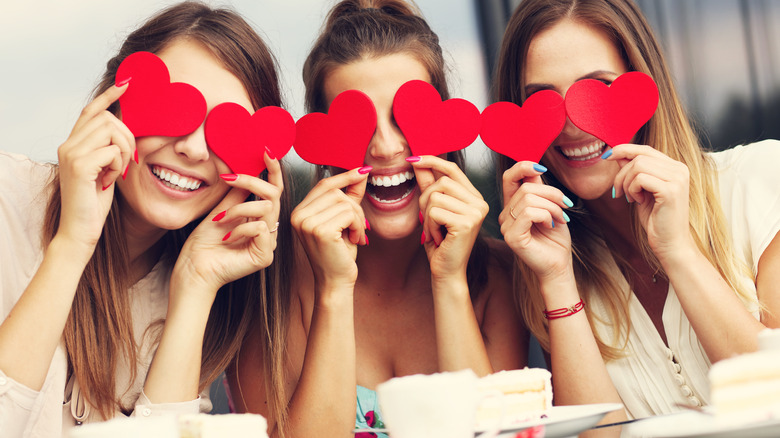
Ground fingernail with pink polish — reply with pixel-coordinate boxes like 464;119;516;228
116;76;132;87
222;232;231;242
122;164;129;180
418;211;424;224
421;230;426;245
365;219;370;231
102;183;112;191
264;146;276;160
212;211;227;222
220;174;239;182
406;156;421;163
134;149;139;164
364;235;369;245
358;166;373;175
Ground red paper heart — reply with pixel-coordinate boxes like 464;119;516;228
204;103;295;176
294;90;377;170
480;90;566;163
116;51;207;138
564;71;659;146
393;80;480;156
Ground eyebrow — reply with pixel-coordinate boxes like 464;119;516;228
524;70;621;95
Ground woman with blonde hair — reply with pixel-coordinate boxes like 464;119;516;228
494;0;780;425
0;2;289;436
230;1;527;436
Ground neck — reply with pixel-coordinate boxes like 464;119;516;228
118;199;168;284
584;192;638;254
355;228;429;294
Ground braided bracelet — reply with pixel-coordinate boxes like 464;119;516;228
543;299;584;320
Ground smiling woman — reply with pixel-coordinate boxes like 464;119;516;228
0;2;291;436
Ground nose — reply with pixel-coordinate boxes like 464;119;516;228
172;123;210;162
559;116;584;139
367;118;407;161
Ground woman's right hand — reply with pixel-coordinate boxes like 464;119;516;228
56;83;135;253
499;161;573;282
290;167;370;290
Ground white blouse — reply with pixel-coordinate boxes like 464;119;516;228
0;152;210;438
588;140;780;420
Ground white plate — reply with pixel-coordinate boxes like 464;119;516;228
353;403;623;438
627;410;780;438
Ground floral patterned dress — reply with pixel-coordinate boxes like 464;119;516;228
354;385;388;438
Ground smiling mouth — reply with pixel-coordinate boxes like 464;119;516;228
151;165;204;191
367;171;416;203
557;140;607;161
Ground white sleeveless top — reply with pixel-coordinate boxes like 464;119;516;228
588;140;780;419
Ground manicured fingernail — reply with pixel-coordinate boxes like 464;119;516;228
611;186;616;199
551;219;555;229
563;211;571;223
601;149;613;159
419;211;424;224
533;163;548;173
365;219;370;231
212;210;227;222
406;156;422;163
122;164;129;180
102;183;112;191
222;232;231;242
421;230;426;245
364;234;369;245
562;195;574;208
626;194;631;203
116;76;132;87
358;166;373;175
134;149;139;164
264;146;276;160
220;174;239;182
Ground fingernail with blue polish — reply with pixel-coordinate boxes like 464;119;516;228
533;163;548;173
626;194;631;203
563;212;571;223
611;186;616;199
562;195;574;208
601;149;613;159
551;219;555;229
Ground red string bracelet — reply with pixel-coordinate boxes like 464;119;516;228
543;299;584;320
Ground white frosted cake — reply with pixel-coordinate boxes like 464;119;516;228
476;368;553;428
709;329;780;417
68;413;268;438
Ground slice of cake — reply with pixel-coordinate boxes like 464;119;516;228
476;367;553;428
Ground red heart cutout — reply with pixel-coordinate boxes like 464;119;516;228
294;90;377;170
393;80;480;156
480;90;566;163
116;51;207;138
205;103;295;176
564;71;659;146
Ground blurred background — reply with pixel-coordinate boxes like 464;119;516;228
2;0;778;412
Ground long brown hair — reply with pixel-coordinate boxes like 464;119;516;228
42;1;289;419
493;0;753;358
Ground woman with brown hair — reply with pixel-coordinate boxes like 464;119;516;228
229;1;527;436
0;2;289;435
494;0;780;425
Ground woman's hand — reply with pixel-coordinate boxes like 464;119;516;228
605;144;693;262
499;161;573;282
290;167;370;291
171;152;283;299
56;82;135;254
410;156;488;282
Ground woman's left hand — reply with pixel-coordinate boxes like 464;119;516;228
410;155;489;282
172;152;282;299
606;144;693;261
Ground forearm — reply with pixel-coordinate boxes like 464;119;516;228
282;286;356;438
432;274;492;376
0;236;92;390
663;244;766;361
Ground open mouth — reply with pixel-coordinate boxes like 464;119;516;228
557;140;607;161
151;165;203;192
367;171;416;203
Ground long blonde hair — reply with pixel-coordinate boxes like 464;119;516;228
493;0;754;359
42;1;286;419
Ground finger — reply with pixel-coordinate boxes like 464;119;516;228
72;83;129;135
223;221;277;261
219;173;282;231
509;205;557;234
626;172;667;206
409;155;479;197
299;201;365;246
419;176;486;215
298;166;370;210
213;199;274;224
264;148;284;190
501;161;547;207
499;181;570;225
208;186;252;220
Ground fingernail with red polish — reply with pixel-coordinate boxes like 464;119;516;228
122;164;129;180
421;230;426;245
364;235;369;245
418;211;424;224
365;219;370;231
134;149;139;164
222;232;231;242
406;156;421;163
116;76;132;87
102;183;112;191
212;210;227;222
358;166;373;175
264;146;276;160
220;174;239;182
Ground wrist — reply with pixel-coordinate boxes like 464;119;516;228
655;236;700;268
49;233;96;266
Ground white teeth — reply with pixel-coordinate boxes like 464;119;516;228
151;166;203;192
368;185;415;203
560;141;606;161
370;171;414;187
